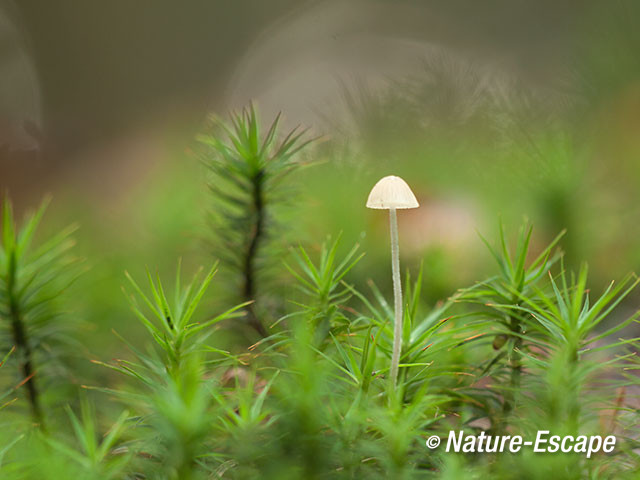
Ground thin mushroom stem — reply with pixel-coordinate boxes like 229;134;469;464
389;207;402;388
366;175;418;389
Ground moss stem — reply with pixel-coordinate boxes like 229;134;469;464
243;170;268;337
7;251;43;427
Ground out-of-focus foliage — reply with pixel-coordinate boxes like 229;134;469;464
0;197;79;427
1;185;638;478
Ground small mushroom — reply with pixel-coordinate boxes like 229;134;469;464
366;175;419;388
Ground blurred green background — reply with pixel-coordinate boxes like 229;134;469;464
2;0;640;365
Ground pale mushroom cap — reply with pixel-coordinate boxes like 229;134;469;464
366;175;419;209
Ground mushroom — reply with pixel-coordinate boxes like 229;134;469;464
366;175;419;388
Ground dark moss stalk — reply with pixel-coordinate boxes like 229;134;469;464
498;300;523;433
7;251;43;427
503;314;522;415
242;170;268;337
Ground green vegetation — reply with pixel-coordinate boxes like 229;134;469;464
0;104;639;479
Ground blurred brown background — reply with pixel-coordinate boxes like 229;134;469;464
1;0;620;196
